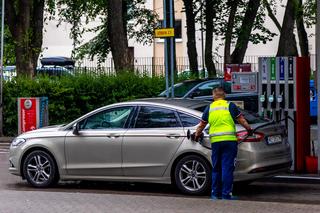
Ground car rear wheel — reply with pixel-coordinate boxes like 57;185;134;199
23;150;59;187
174;155;211;195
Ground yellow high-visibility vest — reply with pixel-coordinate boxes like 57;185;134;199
208;100;237;143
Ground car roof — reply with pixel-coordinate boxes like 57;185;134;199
179;78;223;84
40;57;75;66
128;98;210;109
63;98;209;130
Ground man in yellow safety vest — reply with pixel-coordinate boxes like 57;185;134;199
194;87;252;200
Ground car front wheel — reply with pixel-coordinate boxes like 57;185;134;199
174;155;211;195
23;150;59;187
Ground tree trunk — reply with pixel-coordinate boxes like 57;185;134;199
108;0;133;73
276;0;298;57
231;0;261;64
31;0;45;76
5;0;43;78
182;0;199;77
205;0;217;77
296;0;309;56
224;0;239;64
263;0;281;32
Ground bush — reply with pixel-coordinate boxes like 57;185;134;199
3;73;166;136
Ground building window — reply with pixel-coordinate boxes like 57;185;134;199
157;20;182;40
174;20;182;39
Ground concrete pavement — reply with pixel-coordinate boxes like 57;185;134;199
0;190;320;213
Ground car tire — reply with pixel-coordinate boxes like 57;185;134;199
23;150;59;188
174;155;211;195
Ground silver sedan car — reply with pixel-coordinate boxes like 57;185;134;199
9;98;292;195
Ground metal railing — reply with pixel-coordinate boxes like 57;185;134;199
3;54;316;79
76;54;316;76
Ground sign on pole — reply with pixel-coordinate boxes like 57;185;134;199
154;28;175;38
18;97;49;134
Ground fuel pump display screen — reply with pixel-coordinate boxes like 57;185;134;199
240;76;250;84
231;72;258;93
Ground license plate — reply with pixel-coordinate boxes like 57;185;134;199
267;135;282;145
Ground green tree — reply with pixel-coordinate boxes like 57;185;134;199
204;0;218;77
4;26;16;65
215;0;277;64
57;0;158;72
182;0;200;77
5;0;54;77
182;0;278;77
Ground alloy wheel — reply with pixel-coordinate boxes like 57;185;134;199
26;154;52;184
23;150;58;187
179;159;207;192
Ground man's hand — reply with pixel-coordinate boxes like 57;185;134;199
190;132;196;141
247;128;254;136
237;115;252;135
193;120;207;142
192;132;203;142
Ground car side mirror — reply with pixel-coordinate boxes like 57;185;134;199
72;123;80;135
190;90;201;98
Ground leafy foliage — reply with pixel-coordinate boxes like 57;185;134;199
56;0;158;63
4;26;16;65
302;0;316;28
212;0;277;47
3;73;166;136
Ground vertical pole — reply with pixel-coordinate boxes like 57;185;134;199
316;0;320;174
0;0;5;136
200;0;205;76
169;0;175;97
163;0;169;98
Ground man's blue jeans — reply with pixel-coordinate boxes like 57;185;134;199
211;141;238;199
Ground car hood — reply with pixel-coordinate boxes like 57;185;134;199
31;124;65;132
17;124;67;139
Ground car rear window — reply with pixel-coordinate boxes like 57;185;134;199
178;112;200;127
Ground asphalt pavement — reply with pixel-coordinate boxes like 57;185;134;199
1;152;320;213
1;189;320;213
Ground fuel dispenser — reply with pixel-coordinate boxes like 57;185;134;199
258;57;310;172
259;57;269;117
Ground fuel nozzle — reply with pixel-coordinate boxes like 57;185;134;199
277;92;283;103
260;92;266;103
268;92;274;103
187;130;203;142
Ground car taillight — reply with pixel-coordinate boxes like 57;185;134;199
236;130;264;142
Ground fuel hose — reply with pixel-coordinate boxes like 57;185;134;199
187;115;294;150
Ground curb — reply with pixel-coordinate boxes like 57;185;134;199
271;175;320;184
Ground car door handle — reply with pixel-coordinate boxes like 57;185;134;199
107;134;120;139
166;134;181;139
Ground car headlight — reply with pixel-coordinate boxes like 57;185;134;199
11;138;26;147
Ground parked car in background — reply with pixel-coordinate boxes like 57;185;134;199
3;65;16;80
9;98;291;195
310;80;317;123
36;57;75;76
159;79;259;112
178;69;209;78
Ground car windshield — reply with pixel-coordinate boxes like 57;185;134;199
159;81;200;97
193;104;268;124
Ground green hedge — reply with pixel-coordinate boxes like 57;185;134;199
3;73;166;136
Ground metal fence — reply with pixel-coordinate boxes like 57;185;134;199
77;54;317;76
76;55;262;76
3;54;316;79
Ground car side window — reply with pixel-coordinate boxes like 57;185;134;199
193;81;221;97
79;107;133;130
134;106;180;128
178;112;200;127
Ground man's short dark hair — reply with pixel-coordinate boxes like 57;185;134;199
212;87;226;99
